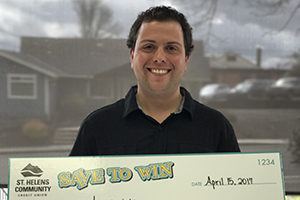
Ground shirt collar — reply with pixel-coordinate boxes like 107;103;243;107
179;87;195;119
137;94;185;114
123;86;139;118
123;85;195;119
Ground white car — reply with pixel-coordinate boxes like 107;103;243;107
268;77;300;100
199;83;231;103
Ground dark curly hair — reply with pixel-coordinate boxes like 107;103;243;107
127;6;194;57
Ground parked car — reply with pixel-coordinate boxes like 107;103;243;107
268;77;300;100
199;83;231;103
229;79;274;101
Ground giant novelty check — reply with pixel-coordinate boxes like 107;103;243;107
8;152;285;200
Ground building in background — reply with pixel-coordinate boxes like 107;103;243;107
210;48;287;87
0;37;210;125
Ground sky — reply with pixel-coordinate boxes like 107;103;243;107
0;0;299;69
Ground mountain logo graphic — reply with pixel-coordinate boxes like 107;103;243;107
21;163;43;177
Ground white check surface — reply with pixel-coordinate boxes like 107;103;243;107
8;152;285;200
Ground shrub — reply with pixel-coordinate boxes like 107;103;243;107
21;119;49;139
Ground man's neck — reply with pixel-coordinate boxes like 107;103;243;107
136;88;183;123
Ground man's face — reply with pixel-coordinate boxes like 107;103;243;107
130;20;189;95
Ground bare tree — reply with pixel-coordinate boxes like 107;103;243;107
249;0;300;34
171;0;237;44
172;0;218;43
73;0;122;38
173;0;300;39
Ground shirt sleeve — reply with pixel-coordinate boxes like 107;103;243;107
218;117;241;152
69;120;96;156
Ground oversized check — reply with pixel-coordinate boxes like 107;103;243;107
8;152;285;200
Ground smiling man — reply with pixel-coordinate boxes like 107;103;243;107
70;6;240;156
130;19;189;123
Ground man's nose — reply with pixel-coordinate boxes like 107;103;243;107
153;47;166;63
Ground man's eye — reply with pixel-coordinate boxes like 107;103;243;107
143;45;154;51
167;46;178;52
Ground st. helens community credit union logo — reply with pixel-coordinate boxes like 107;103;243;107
21;163;43;177
14;163;51;198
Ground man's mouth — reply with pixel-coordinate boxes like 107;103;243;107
147;68;171;74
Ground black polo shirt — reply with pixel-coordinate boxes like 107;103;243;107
70;86;240;156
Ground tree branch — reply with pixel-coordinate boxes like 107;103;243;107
72;0;121;38
278;2;300;32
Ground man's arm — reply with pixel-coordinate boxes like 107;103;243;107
69;121;96;156
218;117;241;152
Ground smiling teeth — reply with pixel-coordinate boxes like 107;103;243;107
151;69;168;74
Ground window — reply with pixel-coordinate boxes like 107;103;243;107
7;74;37;99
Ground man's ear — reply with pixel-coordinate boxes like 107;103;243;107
184;56;190;71
185;56;190;64
129;49;134;69
130;49;134;62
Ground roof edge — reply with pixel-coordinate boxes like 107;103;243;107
0;51;58;78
